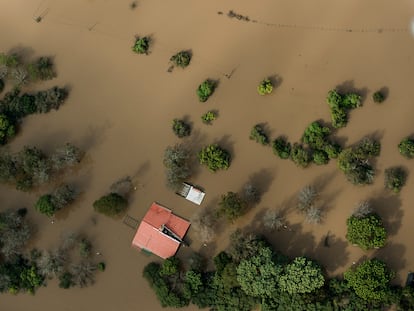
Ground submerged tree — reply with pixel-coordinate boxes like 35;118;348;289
263;209;285;231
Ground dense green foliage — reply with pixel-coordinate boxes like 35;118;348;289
93;193;128;216
398;137;414;158
346;214;387;250
250;124;269;145
163;144;191;190
326;90;362;128
272;137;291;159
172;119;191;138
236;247;282;298
144;230;409;311
132;37;150;54
35;185;76;216
257;79;273;95
198;144;231;172
290;143;311;168
337;137;380;185
170;51;191;68
217;192;246;222
279;257;324;294
344;259;394;301
27;57;56;81
201;110;217;124
197;79;216;102
384;166;407;193
0;113;16;144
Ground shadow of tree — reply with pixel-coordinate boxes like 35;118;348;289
370;192;403;236
313;233;350;273
243;168;275;199
374;242;406;285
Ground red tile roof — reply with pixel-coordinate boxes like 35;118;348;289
131;202;190;259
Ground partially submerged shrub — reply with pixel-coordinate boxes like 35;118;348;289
398;137;414;158
0;114;16;144
302;121;331;150
242;184;260;205
352;201;372;218
263;209;284;231
163;144;191;190
132;36;150;54
249;124;269;145
197;79;216;102
217;192;246;222
198;144;230;172
290;143;311;168
312;150;329;165
297;186;318;212
373;91;385;103
272;137;291;159
170;51;191;68
97;262;106;271
172;119;191;138
305;207;323;224
27;57;56;81
326;90;362;128
93;193;128;216
201;110;217;124
79;238;92;258
384;166;407;193
257;78;273;95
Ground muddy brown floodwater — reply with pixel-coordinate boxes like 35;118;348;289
1;0;414;310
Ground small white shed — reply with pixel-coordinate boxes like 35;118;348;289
176;183;205;205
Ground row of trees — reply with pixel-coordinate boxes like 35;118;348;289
143;231;408;310
0;143;83;191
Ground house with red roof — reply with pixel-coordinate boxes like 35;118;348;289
131;202;190;259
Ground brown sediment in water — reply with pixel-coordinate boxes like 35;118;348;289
1;0;414;309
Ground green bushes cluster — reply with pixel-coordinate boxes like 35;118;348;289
326;90;362;128
384;166;407;193
398;137;414;158
35;185;76;217
132;36;150;54
272;137;291;159
197;79;216;102
93;193;128;217
302;121;342;165
337;137;380;185
290;143;311;168
346;213;387;250
216;192;246;222
201;110;217;124
0;144;82;191
373;90;385;103
170;51;191;68
172;119;191;138
198;144;231;172
257;78;273;95
249;124;269;145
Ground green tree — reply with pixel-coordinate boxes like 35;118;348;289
217;192;246;222
132;36;150;54
172;119;191;138
170;51;191;68
201;110;217;124
198;144;231;172
272;137;291;159
344;258;394;301
197;79;216;102
93;193;128;216
51;143;83;170
0;114;15;144
346;214;387;250
312;150;329;165
250;124;269;145
257;79;273;95
384;166;407;193
236;247;282;298
35;194;55;217
279;257;325;294
398;137;414;158
373;91;385;103
58;271;74;289
184;270;203;295
290;143;311;168
160;257;180;276
302;121;331;150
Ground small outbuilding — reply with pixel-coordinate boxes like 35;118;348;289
176;182;206;205
131;202;190;259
